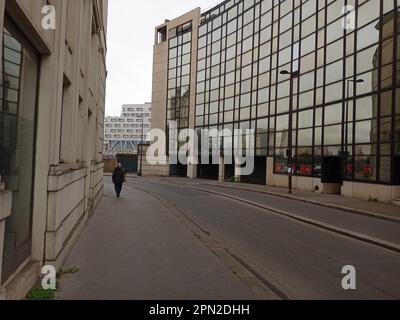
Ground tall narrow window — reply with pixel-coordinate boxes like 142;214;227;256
1;22;39;284
292;42;300;73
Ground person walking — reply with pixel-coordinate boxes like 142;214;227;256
112;162;126;198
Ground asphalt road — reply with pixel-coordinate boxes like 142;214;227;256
127;177;400;300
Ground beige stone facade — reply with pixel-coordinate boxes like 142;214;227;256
149;9;201;178
0;0;107;299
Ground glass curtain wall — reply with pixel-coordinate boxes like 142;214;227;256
194;0;400;185
167;22;192;157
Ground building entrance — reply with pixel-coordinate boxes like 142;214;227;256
1;22;39;284
241;157;267;185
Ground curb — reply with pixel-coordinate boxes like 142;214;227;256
202;183;400;224
188;186;400;255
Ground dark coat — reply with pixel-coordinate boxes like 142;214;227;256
112;167;125;184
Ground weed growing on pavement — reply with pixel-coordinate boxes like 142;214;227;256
26;287;56;300
26;267;79;300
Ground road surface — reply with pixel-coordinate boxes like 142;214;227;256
57;177;400;300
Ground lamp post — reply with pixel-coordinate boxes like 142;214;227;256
138;114;144;177
343;78;364;181
280;69;299;194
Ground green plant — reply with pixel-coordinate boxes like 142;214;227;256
26;287;56;300
26;266;79;300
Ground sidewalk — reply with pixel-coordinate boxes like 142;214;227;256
56;180;257;300
198;180;400;223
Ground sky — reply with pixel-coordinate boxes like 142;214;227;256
105;0;220;117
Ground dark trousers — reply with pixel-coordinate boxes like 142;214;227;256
114;182;123;197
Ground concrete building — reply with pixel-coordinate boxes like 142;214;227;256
0;0;108;299
104;103;151;155
150;0;400;203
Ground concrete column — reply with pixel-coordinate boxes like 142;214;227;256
218;156;225;182
187;163;197;179
68;1;84;165
50;0;68;166
31;0;67;263
234;159;241;182
0;189;12;286
266;156;275;187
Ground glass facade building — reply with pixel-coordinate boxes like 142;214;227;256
154;0;400;198
167;22;192;133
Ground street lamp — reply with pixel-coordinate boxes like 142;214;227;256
138;114;145;177
280;69;299;194
343;78;364;182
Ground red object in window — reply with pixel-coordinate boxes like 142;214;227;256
300;165;312;175
362;164;372;177
275;163;283;172
346;163;353;175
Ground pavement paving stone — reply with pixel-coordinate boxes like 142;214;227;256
56;181;258;300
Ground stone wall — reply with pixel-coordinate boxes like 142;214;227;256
0;0;108;299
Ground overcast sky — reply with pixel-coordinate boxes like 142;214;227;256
105;0;219;116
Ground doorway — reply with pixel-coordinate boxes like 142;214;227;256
117;154;138;173
321;156;342;184
1;22;39;284
241;156;267;185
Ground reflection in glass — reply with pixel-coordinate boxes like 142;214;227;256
1;27;38;283
190;1;400;183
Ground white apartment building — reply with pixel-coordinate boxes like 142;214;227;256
104;103;151;155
